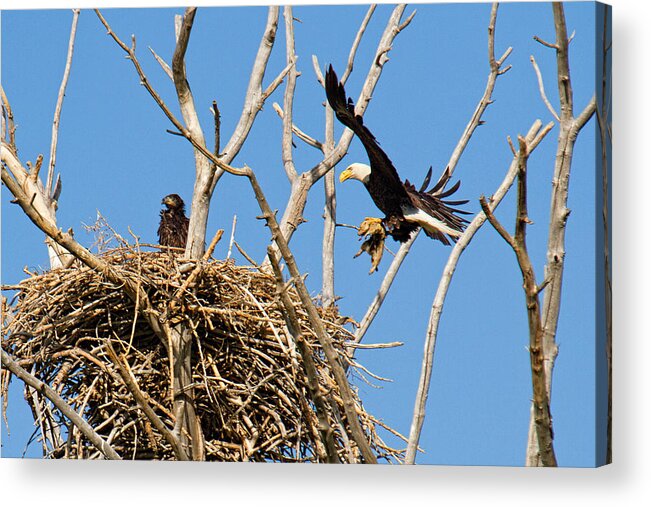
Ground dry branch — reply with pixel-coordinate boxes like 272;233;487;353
1;86;17;150
1;9;81;271
46;8;80;198
171;7;212;259
280;6;299;183
212;6;281;179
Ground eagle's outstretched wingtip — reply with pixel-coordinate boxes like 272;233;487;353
325;64;345;112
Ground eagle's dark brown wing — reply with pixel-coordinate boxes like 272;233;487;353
325;65;411;216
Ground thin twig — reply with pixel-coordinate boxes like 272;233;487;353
149;46;173;80
1;86;17;150
530;55;561;122
447;2;512;177
341;5;377;84
213;6;280;181
272;103;323;151
227;215;237;260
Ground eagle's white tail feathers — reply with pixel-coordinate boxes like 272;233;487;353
402;206;462;237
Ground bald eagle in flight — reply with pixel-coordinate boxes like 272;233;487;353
158;194;189;248
325;65;470;245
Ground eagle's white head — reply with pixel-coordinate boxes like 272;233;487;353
339;163;371;184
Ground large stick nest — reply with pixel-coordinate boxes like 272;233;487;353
2;247;404;462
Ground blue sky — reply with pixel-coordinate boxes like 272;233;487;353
2;2;604;466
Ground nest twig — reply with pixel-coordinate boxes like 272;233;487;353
2;246;405;462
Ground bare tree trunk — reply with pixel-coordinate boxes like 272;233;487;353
172;8;212;260
525;2;597;466
481;135;558;466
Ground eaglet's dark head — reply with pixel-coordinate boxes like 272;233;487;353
161;193;185;211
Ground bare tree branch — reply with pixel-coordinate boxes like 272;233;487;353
272;103;323;151
1;349;122;460
149;46;173;80
1;86;17;150
46;9;80;198
530;55;561;122
171;7;213;261
213;6;280;178
321;121;337;307
2;10;81;271
2;144;73;269
280;6;299;183
341;5;377;83
447;2;512;177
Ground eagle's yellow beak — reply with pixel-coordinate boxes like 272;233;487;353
339;168;353;183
